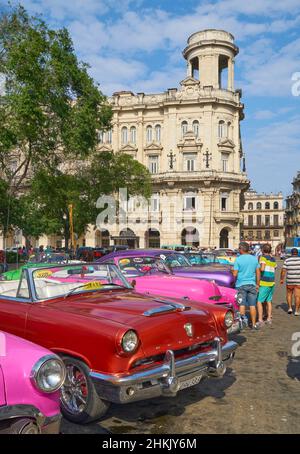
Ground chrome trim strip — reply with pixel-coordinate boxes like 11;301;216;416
143;305;180;316
90;340;238;386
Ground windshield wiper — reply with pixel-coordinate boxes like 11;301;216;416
64;282;125;299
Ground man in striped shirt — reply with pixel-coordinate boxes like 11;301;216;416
280;248;300;316
257;244;277;326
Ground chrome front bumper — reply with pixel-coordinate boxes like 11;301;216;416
90;338;238;404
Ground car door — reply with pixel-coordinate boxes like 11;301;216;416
0;271;32;338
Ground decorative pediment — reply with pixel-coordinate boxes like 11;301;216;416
217;139;235;151
119;143;138;155
97;143;113;152
177;131;203;152
180;77;200;87
144;142;163;155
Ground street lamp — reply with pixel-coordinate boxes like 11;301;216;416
62;212;69;251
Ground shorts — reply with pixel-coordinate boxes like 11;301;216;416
236;285;257;307
257;285;275;303
286;285;300;298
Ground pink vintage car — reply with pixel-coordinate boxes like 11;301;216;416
0;331;65;434
100;256;243;333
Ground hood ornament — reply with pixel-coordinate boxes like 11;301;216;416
184;323;193;337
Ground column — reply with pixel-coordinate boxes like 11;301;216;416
228;58;234;91
187;61;192;77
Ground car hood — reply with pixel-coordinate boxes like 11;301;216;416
171;266;234;287
173;266;230;276
45;290;218;353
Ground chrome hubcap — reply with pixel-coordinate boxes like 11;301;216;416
61;364;88;415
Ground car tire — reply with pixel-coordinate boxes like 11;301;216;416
9;418;40;434
60;356;110;424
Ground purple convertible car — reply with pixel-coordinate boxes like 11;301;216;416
98;249;235;288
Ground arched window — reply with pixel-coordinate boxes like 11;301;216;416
256;202;262;210
130;126;136;144
218;120;227;139
227;122;231;139
155;124;161;143
146;126;152;143
265;202;270;209
274;201;279;210
181;121;188;137
192;120;199;138
248;203;253;210
121;127;128;145
106;129;112;144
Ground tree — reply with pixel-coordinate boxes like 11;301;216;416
87;151;152;199
0;178;19;247
28;169;93;249
26;153;152;248
0;5;112;191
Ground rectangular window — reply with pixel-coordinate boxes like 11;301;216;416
150;195;159;212
248;215;253;227
221;153;228;172
265;215;270;227
184;196;196;211
274;230;279;237
257;215;262;227
265;230;271;240
149;156;159;174
184;153;197;172
221;192;229;212
273;215;279;227
257;230;262;240
248;231;253;239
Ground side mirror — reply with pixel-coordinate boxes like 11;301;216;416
131;279;136;288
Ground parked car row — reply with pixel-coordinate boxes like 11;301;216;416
0;247;241;434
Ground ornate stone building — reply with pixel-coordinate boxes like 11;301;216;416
90;29;249;249
241;190;285;250
285;171;300;241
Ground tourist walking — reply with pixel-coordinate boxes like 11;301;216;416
280;248;300;315
233;242;261;330
257;244;277;326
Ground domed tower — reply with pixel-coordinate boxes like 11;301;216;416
183;29;238;91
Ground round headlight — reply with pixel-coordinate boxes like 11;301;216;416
31;355;66;393
235;293;243;305
224;311;234;328
121;330;139;353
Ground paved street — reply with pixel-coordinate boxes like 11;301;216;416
62;262;300;434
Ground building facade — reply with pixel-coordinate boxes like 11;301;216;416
285;171;300;241
241;190;285;250
88;29;249;249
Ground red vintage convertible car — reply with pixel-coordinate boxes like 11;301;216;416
0;263;238;423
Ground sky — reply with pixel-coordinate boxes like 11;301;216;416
2;0;300;197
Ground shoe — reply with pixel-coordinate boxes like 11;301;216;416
288;309;293;314
295;312;300;316
252;323;261;330
265;319;272;325
240;315;248;328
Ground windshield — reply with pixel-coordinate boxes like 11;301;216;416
32;264;131;300
158;253;191;268
118;256;170;277
184;253;216;265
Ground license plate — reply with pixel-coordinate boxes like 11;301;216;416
179;375;202;390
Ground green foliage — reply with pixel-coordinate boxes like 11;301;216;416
0;5;152;244
88;151;152;199
0;5;112;189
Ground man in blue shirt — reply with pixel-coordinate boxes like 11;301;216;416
233;242;261;330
